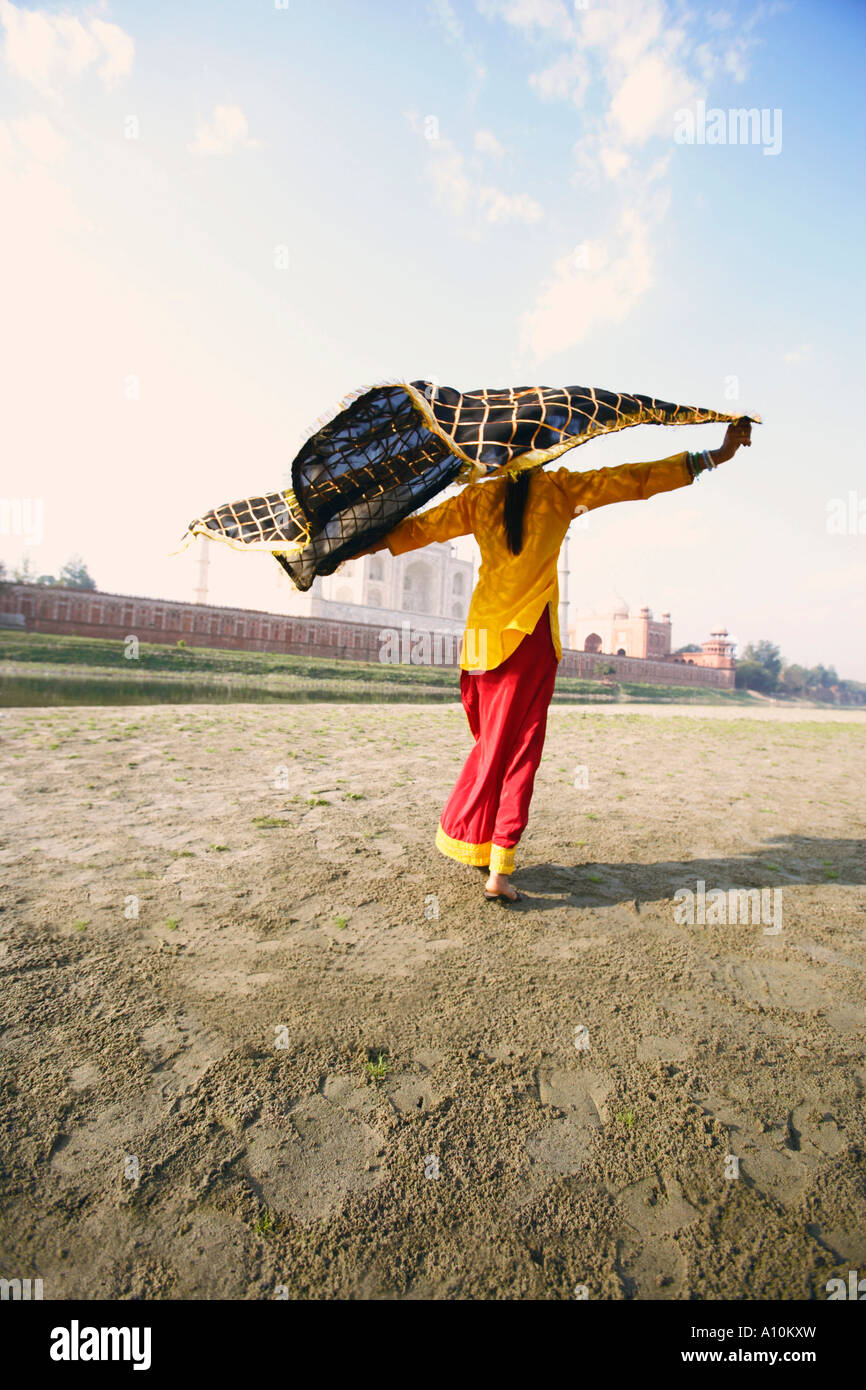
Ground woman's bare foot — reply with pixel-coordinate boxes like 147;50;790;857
484;872;519;901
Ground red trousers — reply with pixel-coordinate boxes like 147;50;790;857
436;609;559;876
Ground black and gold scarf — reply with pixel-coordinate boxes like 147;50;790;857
179;380;758;591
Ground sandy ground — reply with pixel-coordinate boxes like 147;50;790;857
0;702;864;1301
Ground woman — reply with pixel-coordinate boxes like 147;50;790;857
360;420;751;902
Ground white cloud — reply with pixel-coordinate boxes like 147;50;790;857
522;207;654;359
429;0;486;81
424;131;543;234
188;105;259;157
474;127;504;158
479;185;542;224
0;1;133;97
485;0;768;169
90;16;134;86
608;50;699;145
723;39;752;82
430;0;465;44
480;0;777;359
599;144;629;179
530;51;589;106
477;0;573;31
579;0;665;70
428;138;474;220
783;344;810;365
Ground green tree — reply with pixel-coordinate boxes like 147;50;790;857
741;640;782;684
13;557;40;584
58;555;96;590
798;665;838;701
14;557;58;585
780;663;807;695
735;660;776;693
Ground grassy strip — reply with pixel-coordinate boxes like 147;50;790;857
616;681;754;703
0;631;756;705
0;631;458;685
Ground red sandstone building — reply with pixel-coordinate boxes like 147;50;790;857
570;594;736;680
0;584;736;689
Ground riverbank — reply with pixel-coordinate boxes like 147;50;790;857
1;631;767;707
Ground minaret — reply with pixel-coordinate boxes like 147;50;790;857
193;537;210;606
558;528;570;648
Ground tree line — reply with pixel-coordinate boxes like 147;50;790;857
0;556;97;590
736;639;865;704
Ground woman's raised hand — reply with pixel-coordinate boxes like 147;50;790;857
711;419;752;465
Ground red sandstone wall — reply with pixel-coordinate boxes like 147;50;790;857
0;585;735;689
559;648;733;688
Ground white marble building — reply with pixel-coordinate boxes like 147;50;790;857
280;541;475;636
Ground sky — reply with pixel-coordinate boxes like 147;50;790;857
1;0;864;676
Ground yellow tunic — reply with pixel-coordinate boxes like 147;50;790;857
385;451;694;672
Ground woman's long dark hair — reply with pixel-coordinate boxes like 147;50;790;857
504;470;532;555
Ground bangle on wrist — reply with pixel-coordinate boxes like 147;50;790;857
687;449;717;479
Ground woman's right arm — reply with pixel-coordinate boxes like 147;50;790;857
351;489;474;560
353;536;390;557
382;487;475;556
